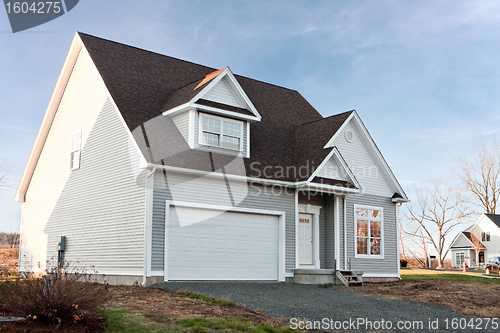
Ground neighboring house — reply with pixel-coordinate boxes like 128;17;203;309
15;32;408;286
449;214;500;268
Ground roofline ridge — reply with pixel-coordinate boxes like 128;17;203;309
77;32;305;95
77;31;217;72
298;109;355;127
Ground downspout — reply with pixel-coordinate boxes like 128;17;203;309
142;167;156;286
344;196;347;270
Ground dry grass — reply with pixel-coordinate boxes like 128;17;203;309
0;246;18;280
357;270;500;318
107;286;285;326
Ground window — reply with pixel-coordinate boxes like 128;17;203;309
70;129;81;170
199;114;242;151
355;205;383;257
481;231;491;242
456;252;465;267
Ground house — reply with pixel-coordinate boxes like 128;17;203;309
15;32;408;286
449;214;500;268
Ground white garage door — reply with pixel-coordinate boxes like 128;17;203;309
167;206;279;280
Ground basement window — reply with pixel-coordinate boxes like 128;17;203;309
70;129;81;170
355;205;383;258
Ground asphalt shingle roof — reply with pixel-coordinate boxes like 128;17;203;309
79;32;354;184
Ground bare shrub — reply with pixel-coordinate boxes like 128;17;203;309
0;262;109;327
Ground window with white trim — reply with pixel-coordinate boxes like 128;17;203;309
199;113;243;151
481;231;491;242
456;252;465;267
355;205;383;257
70;129;81;170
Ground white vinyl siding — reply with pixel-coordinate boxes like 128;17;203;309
19;49;146;276
333;121;393;197
70;129;81;170
453;233;473;248
472;216;500;262
203;77;244;108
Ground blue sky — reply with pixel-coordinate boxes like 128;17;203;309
1;1;500;232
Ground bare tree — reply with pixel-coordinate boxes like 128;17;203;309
5;232;20;248
403;182;474;268
458;138;500;214
401;225;431;268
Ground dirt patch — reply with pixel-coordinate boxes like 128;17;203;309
107;286;285;327
356;280;500;318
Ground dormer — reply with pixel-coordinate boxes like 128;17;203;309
162;67;260;158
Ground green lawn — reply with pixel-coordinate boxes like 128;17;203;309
400;268;500;284
102;309;293;333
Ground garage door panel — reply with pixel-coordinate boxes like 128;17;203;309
167;207;279;280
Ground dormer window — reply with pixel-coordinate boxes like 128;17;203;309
199;113;243;151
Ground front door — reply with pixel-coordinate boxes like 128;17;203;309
298;213;314;265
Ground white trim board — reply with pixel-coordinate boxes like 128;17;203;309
164;200;286;282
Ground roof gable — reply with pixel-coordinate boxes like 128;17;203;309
161;67;261;121
310;147;360;189
324;112;407;199
484;214;500;229
450;231;484;249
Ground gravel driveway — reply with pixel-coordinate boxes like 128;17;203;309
153;282;494;332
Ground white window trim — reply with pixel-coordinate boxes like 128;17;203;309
70;129;82;170
455;251;465;267
354;204;384;259
198;113;243;152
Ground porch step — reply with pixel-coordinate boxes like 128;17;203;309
336;270;363;287
293;269;335;284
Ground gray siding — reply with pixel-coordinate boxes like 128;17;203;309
297;193;337;269
324;195;335;269
345;194;398;275
20;49;146;275
333;121;393;197
152;172;296;274
203;77;243;108
171;112;189;143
